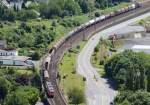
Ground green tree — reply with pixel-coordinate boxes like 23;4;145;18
78;0;95;13
115;91;150;105
68;88;85;105
0;77;11;101
105;50;146;90
4;86;39;105
64;0;81;15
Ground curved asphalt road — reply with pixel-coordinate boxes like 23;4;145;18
77;12;150;105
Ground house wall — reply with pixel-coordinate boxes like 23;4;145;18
0;50;18;56
14;60;26;66
0;60;26;66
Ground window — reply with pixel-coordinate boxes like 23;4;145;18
0;61;3;65
13;61;15;65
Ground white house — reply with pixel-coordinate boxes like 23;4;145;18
0;40;33;67
0;48;18;56
0;56;33;66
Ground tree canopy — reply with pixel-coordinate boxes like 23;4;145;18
105;50;150;91
4;86;39;105
104;50;150;104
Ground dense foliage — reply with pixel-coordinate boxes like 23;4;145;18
68;88;85;104
0;5;38;21
105;50;150;104
0;17;84;59
115;91;150;105
0;0;131;21
40;0;131;18
0;67;40;105
4;86;39;105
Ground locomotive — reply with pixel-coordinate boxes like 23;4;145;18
45;81;55;98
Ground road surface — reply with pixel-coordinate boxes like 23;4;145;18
77;12;150;105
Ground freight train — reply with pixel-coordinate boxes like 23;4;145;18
51;2;142;51
42;2;142;99
43;53;55;98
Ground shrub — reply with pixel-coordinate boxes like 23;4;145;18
68;88;85;104
95;12;100;17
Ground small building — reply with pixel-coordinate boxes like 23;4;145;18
0;56;33;66
0;48;18;56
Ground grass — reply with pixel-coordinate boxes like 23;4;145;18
15;69;33;76
91;39;124;76
59;41;86;105
91;46;107;77
136;15;150;26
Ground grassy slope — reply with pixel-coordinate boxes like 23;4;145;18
59;41;86;105
91;44;107;76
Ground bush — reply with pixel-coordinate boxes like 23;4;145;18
94;46;99;52
17;10;38;21
0;22;3;28
68;88;85;104
4;86;39;105
30;52;41;60
95;12;100;17
99;60;104;65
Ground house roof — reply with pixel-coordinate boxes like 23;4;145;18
0;48;16;51
0;56;31;61
109;25;145;36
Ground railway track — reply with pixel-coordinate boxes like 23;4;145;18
47;1;150;105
